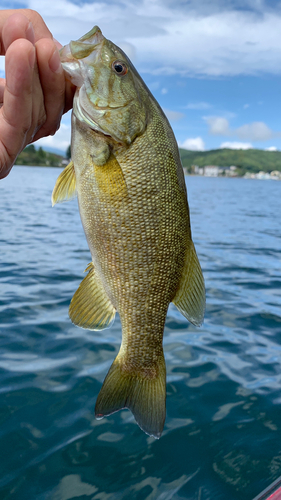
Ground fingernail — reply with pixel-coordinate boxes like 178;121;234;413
49;49;63;74
29;47;35;69
26;22;35;45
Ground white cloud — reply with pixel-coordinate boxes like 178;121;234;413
265;146;278;151
186;102;212;110
243;104;250;109
117;42;137;62
220;142;253;150
204;116;230;135
163;108;185;121
161;88;168;94
236;121;273;141
128;9;281;77
21;0;281;77
181;137;205;151
205;116;277;142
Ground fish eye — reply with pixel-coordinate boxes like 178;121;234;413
112;61;128;76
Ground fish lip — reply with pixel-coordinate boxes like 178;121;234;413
75;25;104;47
60;26;104;63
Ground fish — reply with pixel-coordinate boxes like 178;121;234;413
52;26;205;439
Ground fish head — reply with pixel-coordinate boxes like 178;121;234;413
60;26;147;145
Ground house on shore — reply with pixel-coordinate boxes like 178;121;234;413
192;165;237;177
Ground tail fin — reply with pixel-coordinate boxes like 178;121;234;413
95;354;166;439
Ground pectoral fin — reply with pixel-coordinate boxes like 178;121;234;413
173;241;205;327
69;263;116;330
52;161;77;206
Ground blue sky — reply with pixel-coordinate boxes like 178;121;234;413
2;0;281;153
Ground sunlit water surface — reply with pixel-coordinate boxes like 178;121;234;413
1;167;281;500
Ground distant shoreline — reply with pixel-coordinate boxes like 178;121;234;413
14;144;281;179
14;164;280;180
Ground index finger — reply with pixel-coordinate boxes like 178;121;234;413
0;9;52;55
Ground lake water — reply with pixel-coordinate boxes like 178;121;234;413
0;166;281;500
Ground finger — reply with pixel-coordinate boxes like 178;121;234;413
0;9;52;55
32;38;65;141
0;39;35;179
1;12;35;52
27;43;47;143
36;36;75;116
0;78;5;104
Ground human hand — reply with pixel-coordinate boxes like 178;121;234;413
0;9;75;179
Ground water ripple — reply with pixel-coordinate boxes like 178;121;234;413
0;169;281;499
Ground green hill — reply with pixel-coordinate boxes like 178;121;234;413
15;145;64;167
179;148;281;175
14;145;281;176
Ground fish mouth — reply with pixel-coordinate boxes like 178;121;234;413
61;26;131;143
60;26;129;113
60;26;104;63
60;26;104;88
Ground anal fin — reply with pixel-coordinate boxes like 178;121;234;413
173;241;205;326
69;263;116;330
52;160;77;206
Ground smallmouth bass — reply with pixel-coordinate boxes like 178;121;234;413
52;26;205;438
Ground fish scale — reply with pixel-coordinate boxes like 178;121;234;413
52;25;205;438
